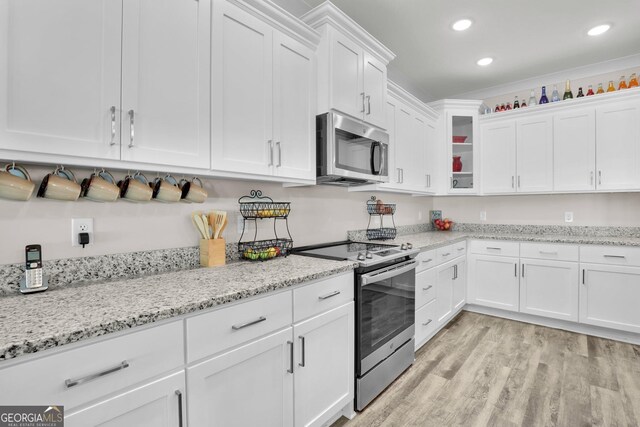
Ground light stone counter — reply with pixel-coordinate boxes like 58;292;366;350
0;255;357;361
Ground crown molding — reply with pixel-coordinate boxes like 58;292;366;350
388;80;438;120
301;1;395;64
428;99;483;112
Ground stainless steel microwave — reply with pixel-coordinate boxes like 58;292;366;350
316;112;389;186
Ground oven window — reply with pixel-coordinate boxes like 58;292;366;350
335;128;375;175
359;267;415;362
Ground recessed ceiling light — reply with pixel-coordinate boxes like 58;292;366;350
587;24;610;36
452;19;472;31
477;57;493;66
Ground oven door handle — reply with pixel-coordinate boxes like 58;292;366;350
361;260;418;286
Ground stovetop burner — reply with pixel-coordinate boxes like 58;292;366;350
293;240;418;267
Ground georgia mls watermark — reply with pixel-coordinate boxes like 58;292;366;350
0;406;63;427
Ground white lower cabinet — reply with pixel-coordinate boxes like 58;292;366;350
453;259;466;311
187;328;295;427
65;371;185;427
467;253;519;312
293;303;354;427
436;262;454;325
520;258;579;322
580;263;640;334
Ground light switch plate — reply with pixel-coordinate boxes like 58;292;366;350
480;211;487;221
564;212;574;223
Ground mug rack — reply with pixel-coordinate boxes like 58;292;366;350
238;190;293;260
366;196;397;240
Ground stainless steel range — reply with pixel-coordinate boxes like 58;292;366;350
293;240;419;410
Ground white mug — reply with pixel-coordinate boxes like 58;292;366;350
0;164;35;201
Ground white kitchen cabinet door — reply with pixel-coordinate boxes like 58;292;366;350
362;52;387;129
407;114;428;192
211;1;274;176
0;0;121;160
595;101;640;190
520;259;579;322
436;264;454;324
294;303;354;427
580;263;640;334
329;31;363;120
553;109;596;191
516;115;553;192
453;259;466;311
480;121;516;194
273;32;315;181
467;254;519;312
415;267;436;309
187;328;294;427
425;118;438;192
385;100;400;186
65;372;185;427
120;0;210;169
394;105;415;188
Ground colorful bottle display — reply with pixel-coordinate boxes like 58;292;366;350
576;87;584;98
619;76;628;90
607;81;616;92
551;85;560;102
597;83;605;94
629;73;639;88
539;86;549;104
562;80;573;100
586;85;595;96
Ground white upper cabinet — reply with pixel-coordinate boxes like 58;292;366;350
480;120;516;194
211;0;317;182
120;0;210;169
0;0;122;160
302;2;395;130
595;100;640;190
553;109;596;191
516;115;553;192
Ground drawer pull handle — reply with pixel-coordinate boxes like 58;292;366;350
422;319;432;326
604;255;626;259
422;285;433;291
176;390;184;427
299;336;306;367
457;247;465;251
539;251;558;255
318;290;341;300
486;247;501;250
442;253;451;257
422;259;433;263
287;341;294;374
65;360;129;388
232;316;267;330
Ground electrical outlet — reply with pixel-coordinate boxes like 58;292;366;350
480;211;487;221
565;212;574;223
71;218;94;247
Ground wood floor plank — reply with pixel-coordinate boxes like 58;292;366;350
333;312;640;427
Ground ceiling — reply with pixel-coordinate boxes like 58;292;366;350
272;0;640;100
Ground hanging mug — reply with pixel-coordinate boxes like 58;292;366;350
179;177;207;203
0;163;35;201
118;172;153;202
150;174;181;203
81;169;119;202
37;166;81;201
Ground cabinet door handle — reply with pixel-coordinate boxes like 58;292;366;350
598;170;602;185
539;251;558;255
276;141;282;167
397;168;401;183
127;110;135;148
512;176;514;188
582;269;585;285
590;171;594;186
428;174;431;188
318;290;341;300
522;263;525;277
65;360;129;388
426;174;429;187
422;259;433;263
442;253;451;257
366;95;371;115
422;285;433;291
267;140;273;166
457;247;465;251
422;319;433;326
298;335;306;367
109;106;116;146
486;247;502;251
400;168;404;183
514;263;517;277
517;175;521;188
175;390;184;427
287;341;294;373
604;254;626;259
232;316;266;330
361;92;366;113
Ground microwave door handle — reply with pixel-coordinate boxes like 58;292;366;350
361;260;418;286
370;141;381;175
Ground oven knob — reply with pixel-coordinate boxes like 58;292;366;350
407;243;413;250
357;252;366;261
365;252;373;259
400;243;407;250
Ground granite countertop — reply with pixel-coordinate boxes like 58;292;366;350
0;255;357;362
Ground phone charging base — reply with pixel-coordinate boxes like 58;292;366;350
20;276;49;294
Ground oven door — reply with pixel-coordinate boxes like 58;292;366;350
357;259;416;376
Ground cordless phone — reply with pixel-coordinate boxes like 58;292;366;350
20;244;48;294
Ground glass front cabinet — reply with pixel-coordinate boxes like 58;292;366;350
430;100;482;194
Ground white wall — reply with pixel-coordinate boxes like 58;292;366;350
433;193;640;226
0;166;433;264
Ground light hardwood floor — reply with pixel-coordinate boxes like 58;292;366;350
333;312;640;427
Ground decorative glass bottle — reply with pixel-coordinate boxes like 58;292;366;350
619;76;628;90
539;86;549;104
607;81;616;92
562;80;573;100
596;83;605;94
586;85;595;96
513;96;520;109
576;87;584;98
528;89;537;106
551;85;560;102
629;73;639;88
